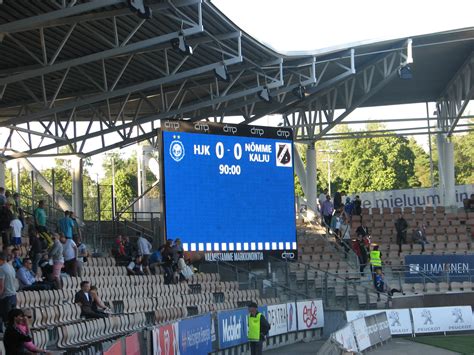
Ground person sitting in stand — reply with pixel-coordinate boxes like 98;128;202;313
412;224;429;253
17;308;52;354
16;258;53;291
177;251;193;282
11;247;23;270
127;255;145;276
90;285;111;314
374;269;404;301
74;281;108;319
3;309;32;354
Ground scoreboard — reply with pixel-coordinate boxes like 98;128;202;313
160;120;296;261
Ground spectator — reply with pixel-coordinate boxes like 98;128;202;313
343;197;354;224
113;235;125;257
340;217;351;256
247;301;271;355
3;308;32;354
34;200;47;233
355;220;370;239
74;281;107;319
177;252;193;281
17;308;51;354
137;232;152;275
463;194;474;212
69;211;82;239
61;234;78;277
317;188;328;213
160;240;175;284
90;285;110;314
38;254;54;285
358;235;369;274
48;233;64;289
58;211;74;239
74;235;88;277
16;258;52;291
0;202;13;247
333;190;342;211
127;255;145;276
330;212;342;238
0;187;5;206
10;213;22;246
369;244;382;277
12;193;24;227
395;214;408;254
172;238;184;263
412;224;429;253
11;248;22;270
321;195;334;230
28;227;44;275
122;235;134;259
353;195;362;216
374;269;403;301
0;252;17;333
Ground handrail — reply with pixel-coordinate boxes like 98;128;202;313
214;257;314;302
115;180;159;220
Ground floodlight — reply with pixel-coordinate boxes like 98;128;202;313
292;85;306;100
214;65;230;82
398;65;412;80
170;32;193;56
258;87;271;103
127;0;152;19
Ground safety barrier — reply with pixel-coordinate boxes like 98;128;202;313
346;305;473;335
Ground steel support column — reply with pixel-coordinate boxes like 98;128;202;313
305;143;317;213
0;161;5;189
436;133;456;208
71;156;84;221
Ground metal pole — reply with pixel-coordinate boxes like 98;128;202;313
426;102;435;187
327;159;331;196
111;185;115;221
51;169;56;211
97;182;101;222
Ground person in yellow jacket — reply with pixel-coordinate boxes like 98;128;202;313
369;244;383;280
248;301;270;355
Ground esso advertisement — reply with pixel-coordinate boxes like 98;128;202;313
153;323;178;355
217;308;248;349
287;302;297;332
296;300;324;330
267;304;288;336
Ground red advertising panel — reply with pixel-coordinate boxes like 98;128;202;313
103;340;122;355
125;333;141;355
153;323;178;355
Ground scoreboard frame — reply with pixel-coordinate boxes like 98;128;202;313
159;120;297;262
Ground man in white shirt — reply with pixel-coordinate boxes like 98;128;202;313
60;233;78;277
137;233;152;274
318;188;328;213
10;217;22;246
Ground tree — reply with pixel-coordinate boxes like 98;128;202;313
407;138;435;188
452;129;474;184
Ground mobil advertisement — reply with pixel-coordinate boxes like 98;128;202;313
267;304;288;336
287;302;297;332
346;309;412;335
153;323;178;355
296;300;324;330
411;306;473;334
178;314;212;355
217;308;248;349
405;255;474;283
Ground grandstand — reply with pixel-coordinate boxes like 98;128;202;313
0;0;472;354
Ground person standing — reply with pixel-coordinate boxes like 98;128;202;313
321;195;334;230
369;244;382;278
247;301;270;355
58;211;74;239
0;252;17;332
34;200;47;233
395;214;408;255
353;195;362;216
61;234;78;277
48;233;64;289
10;213;22;247
0;202;13;247
137;232;152;275
318;188;328;214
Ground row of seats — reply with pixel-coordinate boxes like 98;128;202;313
87;257;116;267
57;314;146;348
401;281;474;294
81;266;128;277
31;303;81;329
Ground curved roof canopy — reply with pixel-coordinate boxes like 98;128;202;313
0;0;472;158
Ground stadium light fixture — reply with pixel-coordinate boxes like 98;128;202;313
292;85;306;100
170;32;193;56
214;64;230;82
258;87;271;103
398;65;412;80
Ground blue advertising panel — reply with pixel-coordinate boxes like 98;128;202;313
258;305;268;320
178;314;212;355
161;121;296;259
217;308;248;349
405;254;474;283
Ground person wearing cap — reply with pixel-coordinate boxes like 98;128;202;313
0;251;17;332
247;301;270;355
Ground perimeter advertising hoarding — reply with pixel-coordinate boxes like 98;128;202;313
346;309;412;335
217;308;248;349
296;300;324;331
153;323;178;355
351;317;370;351
375;313;391;342
405;254;474;283
267;304;289;336
178;314;212;355
411;306;473;333
333;324;358;352
287;302;297;332
161;120;297;261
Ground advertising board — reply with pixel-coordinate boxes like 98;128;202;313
217;308;248;349
267;304;288;336
296;300;324;330
411;306;473;333
405;254;474;283
346;309;412;335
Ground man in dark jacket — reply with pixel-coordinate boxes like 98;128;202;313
74;281;107;319
395;214;408;254
247;301;271;355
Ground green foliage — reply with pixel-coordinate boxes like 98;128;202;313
452;129;474;184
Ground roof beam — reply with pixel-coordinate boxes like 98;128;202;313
0;0;123;34
436;51;474;137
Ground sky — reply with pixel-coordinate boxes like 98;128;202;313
4;0;474;177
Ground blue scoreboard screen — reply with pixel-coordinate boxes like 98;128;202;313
160;120;296;261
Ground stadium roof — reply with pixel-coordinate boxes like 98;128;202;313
0;0;472;158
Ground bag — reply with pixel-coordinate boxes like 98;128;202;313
180;265;194;280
